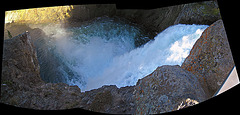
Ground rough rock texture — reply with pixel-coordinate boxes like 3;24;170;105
3;24;77;83
4;1;221;40
174;1;221;25
1;32;80;109
115;5;183;37
181;19;235;97
67;1;221;37
133;65;207;114
5;6;72;24
79;85;135;114
68;4;116;23
1;32;208;113
1;32;135;112
1;32;44;89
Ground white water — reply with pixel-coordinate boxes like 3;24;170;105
35;18;208;91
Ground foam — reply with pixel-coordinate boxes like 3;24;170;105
36;18;208;91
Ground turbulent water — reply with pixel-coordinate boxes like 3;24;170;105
36;17;208;91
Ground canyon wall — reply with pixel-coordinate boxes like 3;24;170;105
4;1;221;39
1;1;234;114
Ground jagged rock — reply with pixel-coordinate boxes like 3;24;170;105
181;19;235;97
1;32;43;89
1;32;82;109
133;65;207;114
115;5;183;38
174;1;221;25
0;32;134;111
80;85;135;114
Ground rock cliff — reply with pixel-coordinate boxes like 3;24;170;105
66;1;221;38
5;1;221;39
1;32;44;89
1;32;79;109
133;65;207;114
174;1;221;25
181;19;235;97
1;32;135;112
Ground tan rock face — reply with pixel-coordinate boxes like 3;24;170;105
181;20;235;97
5;6;73;24
133;65;207;114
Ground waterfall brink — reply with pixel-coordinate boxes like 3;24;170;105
36;17;208;91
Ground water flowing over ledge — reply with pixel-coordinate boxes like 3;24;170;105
37;17;208;91
2;1;237;112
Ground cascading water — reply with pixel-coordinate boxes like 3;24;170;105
36;17;208;91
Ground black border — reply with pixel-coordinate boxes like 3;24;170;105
1;0;239;114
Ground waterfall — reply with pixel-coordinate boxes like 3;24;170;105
35;17;208;91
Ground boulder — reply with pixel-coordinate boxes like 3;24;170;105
1;32;44;89
181;19;235;97
79;85;135;114
1;32;135;112
1;32;81;109
133;65;207;114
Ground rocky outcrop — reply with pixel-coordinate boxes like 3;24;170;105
115;5;183;37
5;1;221;40
174;1;221;25
1;32;79;109
4;6;72;24
78;85;135;113
1;32;207;113
1;32;44;89
1;32;135;112
133;65;207;114
181;19;235;97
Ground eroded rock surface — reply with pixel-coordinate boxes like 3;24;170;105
174;1;221;25
0;32;134;112
1;32;82;109
181;19;235;97
133;65;207;114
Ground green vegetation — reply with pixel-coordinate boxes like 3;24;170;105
7;30;12;38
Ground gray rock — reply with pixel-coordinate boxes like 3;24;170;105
181;19;235;97
133;65;207;114
1;32;82;109
79;85;135;114
1;31;43;89
174;1;221;25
